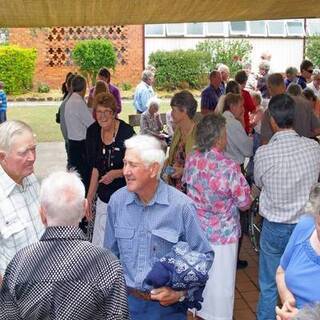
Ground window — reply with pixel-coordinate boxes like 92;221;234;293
286;20;304;36
0;28;8;44
145;24;165;37
248;21;267;36
206;22;226;36
267;20;286;36
307;19;320;35
166;23;185;36
229;21;247;35
185;23;204;36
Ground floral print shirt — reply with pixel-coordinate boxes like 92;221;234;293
183;147;251;245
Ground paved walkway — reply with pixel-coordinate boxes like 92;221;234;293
36;142;259;319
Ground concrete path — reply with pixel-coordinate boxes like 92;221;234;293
34;142;67;181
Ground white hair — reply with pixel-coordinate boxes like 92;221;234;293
147;96;160;110
0;120;34;152
217;63;230;73
294;303;320;320
40;171;85;226
124;135;165;177
142;70;154;82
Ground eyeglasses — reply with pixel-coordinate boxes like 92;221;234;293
307;69;314;74
96;109;114;117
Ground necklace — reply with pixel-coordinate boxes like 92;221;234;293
102;121;118;169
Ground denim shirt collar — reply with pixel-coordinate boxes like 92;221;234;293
125;179;170;207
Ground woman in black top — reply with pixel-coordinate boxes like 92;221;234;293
86;92;134;246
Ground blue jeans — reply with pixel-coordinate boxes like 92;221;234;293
257;219;296;320
128;295;187;320
0;110;6;123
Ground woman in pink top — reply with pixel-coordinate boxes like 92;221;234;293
183;114;251;320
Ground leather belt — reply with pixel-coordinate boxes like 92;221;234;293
127;287;152;301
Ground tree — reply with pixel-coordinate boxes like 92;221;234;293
196;39;252;77
306;36;320;68
72;39;117;85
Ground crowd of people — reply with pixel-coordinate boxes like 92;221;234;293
1;55;320;320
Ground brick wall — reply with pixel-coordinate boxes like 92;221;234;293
9;25;144;91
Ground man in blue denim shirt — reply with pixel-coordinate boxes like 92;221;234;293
104;135;213;320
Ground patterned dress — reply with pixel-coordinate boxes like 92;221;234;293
183;147;251;245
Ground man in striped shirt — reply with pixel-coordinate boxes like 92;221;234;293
0;120;44;283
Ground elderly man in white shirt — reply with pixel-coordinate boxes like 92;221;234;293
254;93;320;320
65;75;94;191
0;120;44;282
223;93;253;166
307;69;320;98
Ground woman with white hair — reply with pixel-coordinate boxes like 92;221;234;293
276;183;320;320
140;97;164;139
307;69;320;98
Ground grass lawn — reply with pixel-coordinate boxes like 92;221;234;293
7;101;172;143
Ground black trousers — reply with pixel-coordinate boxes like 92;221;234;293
68;139;90;193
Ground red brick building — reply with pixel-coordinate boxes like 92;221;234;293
8;25;144;89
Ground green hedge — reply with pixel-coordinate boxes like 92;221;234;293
0;45;37;94
149;49;211;90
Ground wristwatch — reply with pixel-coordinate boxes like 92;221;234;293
178;291;186;302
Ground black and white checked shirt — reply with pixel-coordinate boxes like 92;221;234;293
0;226;129;320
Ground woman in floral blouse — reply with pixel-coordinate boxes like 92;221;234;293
183;114;251;320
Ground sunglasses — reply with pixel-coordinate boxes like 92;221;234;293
306;69;314;74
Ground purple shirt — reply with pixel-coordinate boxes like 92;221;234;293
89;82;122;114
200;85;223;112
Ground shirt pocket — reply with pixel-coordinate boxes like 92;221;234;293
151;229;180;263
115;227;135;259
1;217;26;240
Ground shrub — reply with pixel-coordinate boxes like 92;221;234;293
37;83;50;93
196;39;252;77
120;82;132;91
0;45;37;94
148;49;211;90
306;35;320;68
72;39;117;86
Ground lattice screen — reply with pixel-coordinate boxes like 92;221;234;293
46;25;128;67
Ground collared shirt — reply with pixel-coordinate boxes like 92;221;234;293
254;130;320;223
183;147;251;245
223;110;253;164
140;110;163;136
200;85;223;112
0;90;7;111
133;81;155;113
297;76;307;89
105;180;213;291
64;92;94;141
0;226;129;320
261;95;320;143
0;166;43;275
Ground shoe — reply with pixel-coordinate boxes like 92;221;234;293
237;259;248;269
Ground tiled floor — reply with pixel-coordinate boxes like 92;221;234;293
188;235;259;320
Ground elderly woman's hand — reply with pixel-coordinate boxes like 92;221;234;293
275;299;299;320
99;169;122;185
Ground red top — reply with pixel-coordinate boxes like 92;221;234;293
241;89;256;133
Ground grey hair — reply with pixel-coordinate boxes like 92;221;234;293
196;114;226;152
305;183;320;216
259;60;270;71
285;66;298;76
313;68;320;78
124;135;165;178
147;96;160;110
40;171;85;226
142;70;154;82
293;303;320;320
217;63;230;73
287;83;302;96
0;120;34;152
